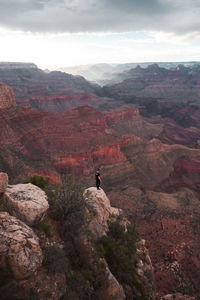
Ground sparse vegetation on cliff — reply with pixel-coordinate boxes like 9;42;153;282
97;221;147;299
24;174;49;190
46;175;85;232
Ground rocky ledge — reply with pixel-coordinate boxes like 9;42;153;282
0;175;47;280
4;183;49;226
0;173;155;299
0;212;43;279
82;187;155;299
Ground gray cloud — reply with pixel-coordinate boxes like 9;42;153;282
0;0;199;35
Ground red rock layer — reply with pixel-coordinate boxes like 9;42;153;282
0;68;108;112
2;98;200;297
0;105;132;183
1;103;200;193
159;156;200;192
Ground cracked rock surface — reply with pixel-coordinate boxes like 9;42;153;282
0;212;43;279
4;183;49;226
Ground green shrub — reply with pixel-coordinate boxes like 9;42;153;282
45;175;85;236
37;221;51;236
97;222;146;299
43;246;68;274
81;270;95;283
63;240;97;299
24;175;49;189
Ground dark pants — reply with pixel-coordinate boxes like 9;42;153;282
96;180;100;189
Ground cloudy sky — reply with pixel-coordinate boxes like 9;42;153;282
0;0;200;69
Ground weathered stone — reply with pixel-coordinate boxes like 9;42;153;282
4;183;49;226
98;265;126;300
83;187;155;299
0;83;16;109
0;172;8;194
0;212;43;279
83;187;121;239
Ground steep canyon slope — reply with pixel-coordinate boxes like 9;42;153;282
1;62;200;298
0;64;115;112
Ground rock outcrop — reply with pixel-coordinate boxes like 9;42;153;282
0;83;16;109
82;187;155;299
83;188;126;299
83;187;120;239
136;239;154;297
4;183;49;226
0;212;43;279
98;265;126;300
0;172;8;193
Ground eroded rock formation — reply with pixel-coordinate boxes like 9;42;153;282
83;187;120;239
4;183;49;226
0;83;16;109
82;187;155;299
0;67;107;111
0;212;43;279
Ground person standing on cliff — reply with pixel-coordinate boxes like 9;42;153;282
95;168;101;190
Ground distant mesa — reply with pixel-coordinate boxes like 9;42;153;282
0;62;38;70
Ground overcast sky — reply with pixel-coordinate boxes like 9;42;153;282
0;0;200;68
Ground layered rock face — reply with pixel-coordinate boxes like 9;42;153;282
103;64;200;104
2;102;200;192
0;83;16;109
0;212;43;279
4;183;49;226
0;67;110;111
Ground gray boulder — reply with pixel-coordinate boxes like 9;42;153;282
4;183;49;226
0;212;43;279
